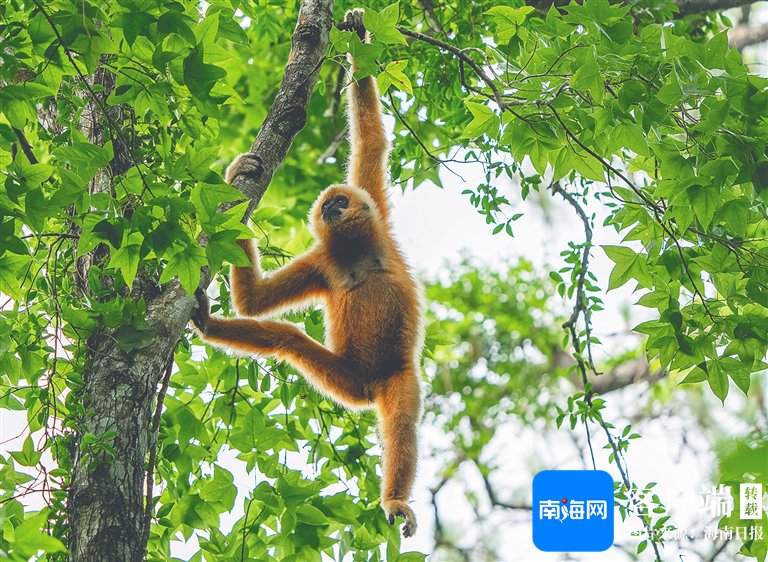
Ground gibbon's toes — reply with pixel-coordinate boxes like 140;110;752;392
225;152;263;185
402;519;415;539
191;288;210;333
382;500;417;538
339;9;367;41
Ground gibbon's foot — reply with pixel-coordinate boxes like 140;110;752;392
225;152;263;185
339;8;367;41
382;499;417;538
191;288;210;334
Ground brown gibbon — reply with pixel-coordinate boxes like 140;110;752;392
192;10;424;538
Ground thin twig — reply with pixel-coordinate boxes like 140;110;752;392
396;26;505;108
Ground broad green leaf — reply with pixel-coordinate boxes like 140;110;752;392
707;360;729;402
462;102;499;139
571;47;604;103
108;232;144;287
378;61;413;95
10;436;42;467
159;243;207;294
486;6;534;42
603;245;653;290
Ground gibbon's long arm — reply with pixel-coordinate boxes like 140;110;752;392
230;239;327;317
344;13;390;222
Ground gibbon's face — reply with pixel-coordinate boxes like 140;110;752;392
310;185;380;240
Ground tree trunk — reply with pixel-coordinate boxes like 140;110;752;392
67;1;334;560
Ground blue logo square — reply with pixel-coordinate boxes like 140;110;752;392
532;470;614;552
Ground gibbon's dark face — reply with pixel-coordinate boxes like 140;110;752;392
321;194;350;223
310;185;380;241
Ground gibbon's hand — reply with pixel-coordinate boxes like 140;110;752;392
191;288;211;334
225;152;263;185
338;8;367;41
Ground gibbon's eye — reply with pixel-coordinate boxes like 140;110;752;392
334;195;349;208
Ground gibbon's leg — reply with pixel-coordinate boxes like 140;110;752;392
376;372;421;538
341;10;390;221
199;315;369;408
230;240;327;317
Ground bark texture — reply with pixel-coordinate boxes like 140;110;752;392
231;0;335;210
67;1;334;560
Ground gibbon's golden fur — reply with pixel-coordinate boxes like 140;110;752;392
192;10;424;537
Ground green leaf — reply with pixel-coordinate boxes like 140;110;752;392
462;102;499;139
707;360;729;402
296;504;327;525
570;47;604;103
108;232;143;287
603;245;653;290
397;554;427;562
183;45;227;103
486;6;534;42
12;510;66;558
363;3;407;45
0;255;26;300
200;466;236;511
377;60;413;95
206;230;249;272
117;12;156;46
195;12;220;47
10;436;42;467
10;156;53;189
330;27;353;53
686;185;717;228
23;188;50;232
157;11;196;45
159;243;207;294
192;182;245;218
53;142;111;179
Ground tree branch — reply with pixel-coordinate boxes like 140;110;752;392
68;2;335;560
228;0;334;212
12;127;39;164
729;22;768;49
675;0;756;17
142;356;174;555
556;350;668;394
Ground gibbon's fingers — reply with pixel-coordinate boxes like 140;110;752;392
230;248;328;317
339;9;367;40
377;373;421;537
191;288;211;333
201;317;370;407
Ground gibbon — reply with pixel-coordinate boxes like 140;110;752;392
192;10;424;538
